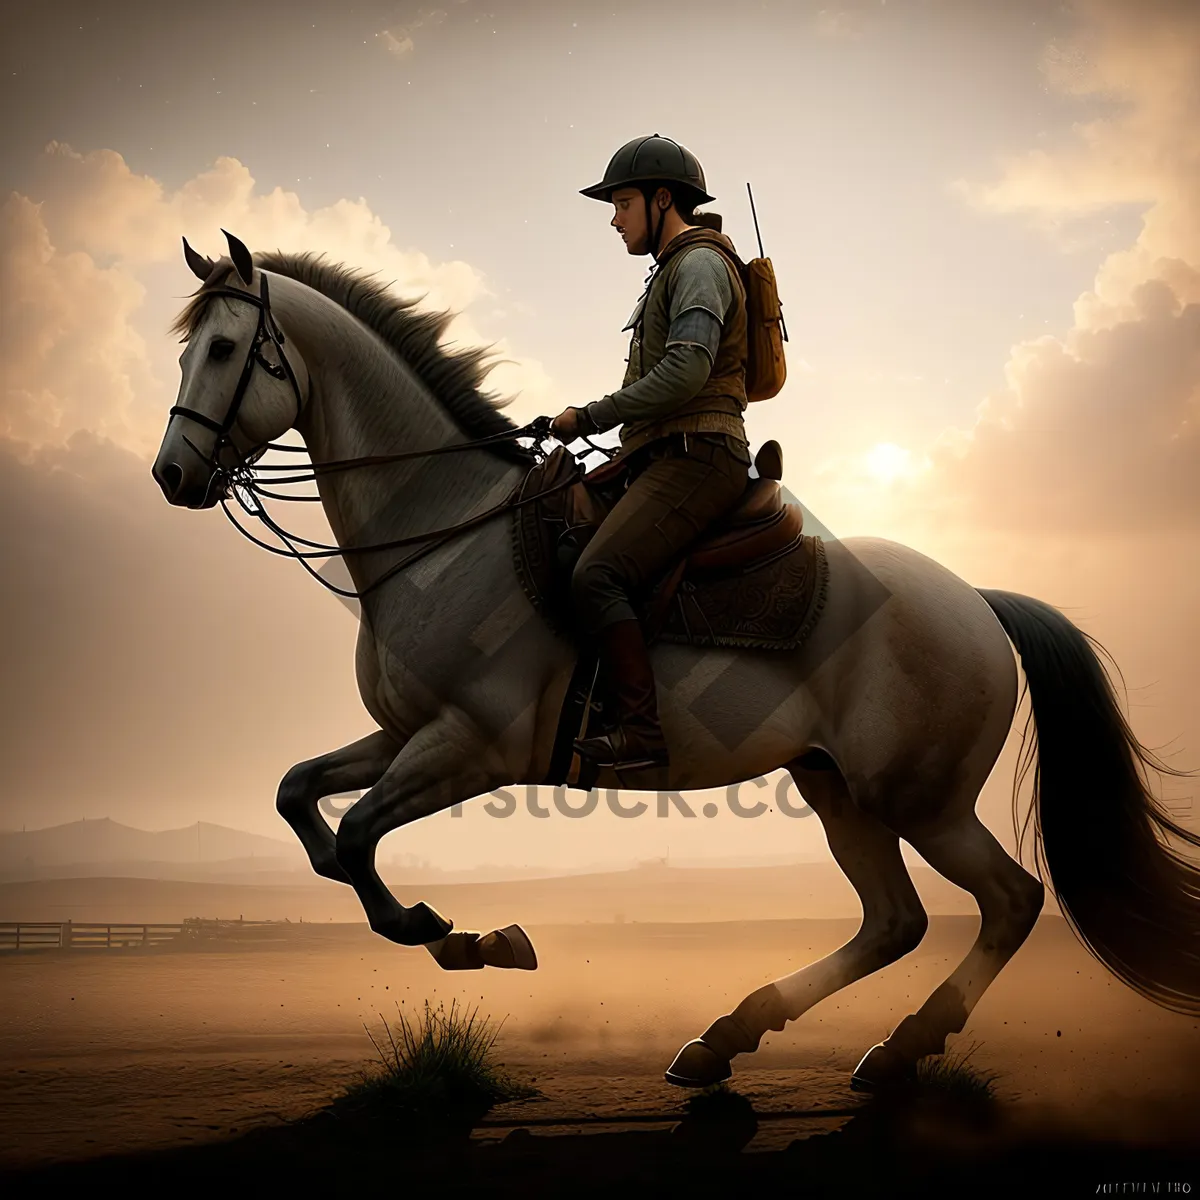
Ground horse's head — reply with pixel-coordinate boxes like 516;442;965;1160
152;231;311;508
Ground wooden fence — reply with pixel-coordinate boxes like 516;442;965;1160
0;918;284;952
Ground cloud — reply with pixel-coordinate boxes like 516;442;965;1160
0;193;161;456
378;29;414;58
29;142;484;309
2;142;553;456
825;0;1200;543
920;283;1200;535
957;0;1200;316
375;6;449;59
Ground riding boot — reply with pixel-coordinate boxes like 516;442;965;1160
585;637;619;735
574;618;670;770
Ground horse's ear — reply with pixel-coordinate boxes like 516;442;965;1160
222;229;254;285
182;236;216;281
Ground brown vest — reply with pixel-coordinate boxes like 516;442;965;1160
618;227;750;456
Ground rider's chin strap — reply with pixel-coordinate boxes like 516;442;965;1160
644;186;667;261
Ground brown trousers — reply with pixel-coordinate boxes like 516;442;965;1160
571;433;752;634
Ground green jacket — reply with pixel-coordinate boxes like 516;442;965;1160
590;227;751;457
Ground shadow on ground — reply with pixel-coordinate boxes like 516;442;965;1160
4;1080;1198;1198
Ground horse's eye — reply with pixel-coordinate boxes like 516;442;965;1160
208;338;236;362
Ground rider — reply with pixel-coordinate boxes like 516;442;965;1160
550;134;753;772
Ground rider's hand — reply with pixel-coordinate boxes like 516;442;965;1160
549;406;594;441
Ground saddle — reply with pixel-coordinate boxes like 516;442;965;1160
513;438;827;647
511;438;830;788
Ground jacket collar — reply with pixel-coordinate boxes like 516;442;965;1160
654;225;741;269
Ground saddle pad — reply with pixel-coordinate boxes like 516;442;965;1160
510;454;580;640
653;534;829;651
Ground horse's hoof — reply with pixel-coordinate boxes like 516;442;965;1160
478;924;538;970
664;1039;732;1088
850;1041;916;1093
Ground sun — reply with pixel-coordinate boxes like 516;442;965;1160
864;442;913;485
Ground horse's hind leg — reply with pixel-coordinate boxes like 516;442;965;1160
276;730;401;884
666;760;929;1086
851;811;1045;1090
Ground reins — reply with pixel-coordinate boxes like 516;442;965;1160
221;418;582;601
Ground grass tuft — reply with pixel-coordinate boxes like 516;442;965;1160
336;998;539;1128
845;1042;1008;1151
859;1040;1005;1133
913;1041;1003;1105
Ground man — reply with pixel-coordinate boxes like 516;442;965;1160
549;134;753;772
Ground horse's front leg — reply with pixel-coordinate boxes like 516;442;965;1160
276;730;403;884
334;719;524;953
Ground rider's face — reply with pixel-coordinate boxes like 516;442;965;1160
610;186;668;256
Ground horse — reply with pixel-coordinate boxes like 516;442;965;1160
151;231;1200;1091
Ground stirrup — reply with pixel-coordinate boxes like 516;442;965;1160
574;726;669;771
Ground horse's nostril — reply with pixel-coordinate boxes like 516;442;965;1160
158;462;183;499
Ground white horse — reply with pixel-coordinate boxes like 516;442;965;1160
152;232;1200;1091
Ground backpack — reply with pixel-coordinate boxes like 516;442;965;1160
690;217;787;403
737;252;788;403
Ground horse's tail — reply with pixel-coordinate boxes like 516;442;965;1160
977;588;1200;1015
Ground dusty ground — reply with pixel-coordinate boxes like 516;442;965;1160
1;915;1198;1193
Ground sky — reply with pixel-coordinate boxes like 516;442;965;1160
1;0;1198;877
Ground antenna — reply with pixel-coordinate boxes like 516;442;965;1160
746;182;790;344
747;182;766;259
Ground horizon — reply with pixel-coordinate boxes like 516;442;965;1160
0;812;834;873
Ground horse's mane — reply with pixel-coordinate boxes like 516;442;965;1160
169;251;535;466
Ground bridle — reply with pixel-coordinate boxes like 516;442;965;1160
169;272;301;480
167;271;610;601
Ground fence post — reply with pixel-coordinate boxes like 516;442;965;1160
62;920;72;950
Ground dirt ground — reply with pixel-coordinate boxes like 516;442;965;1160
2;915;1199;1193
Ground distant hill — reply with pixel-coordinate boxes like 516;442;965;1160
0;818;832;885
0;859;1013;924
0;818;304;874
0;820;1048;922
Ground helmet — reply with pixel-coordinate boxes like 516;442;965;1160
580;134;715;206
